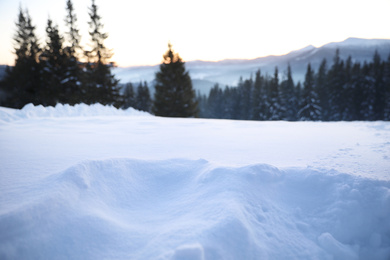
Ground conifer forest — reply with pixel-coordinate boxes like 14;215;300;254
198;51;390;121
0;0;389;121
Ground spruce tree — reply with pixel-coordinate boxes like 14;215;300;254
268;67;283;120
384;55;390;120
281;64;297;120
85;0;120;106
341;56;355;121
239;78;253;120
251;69;266;120
316;58;328;120
136;81;151;112
327;49;345;120
298;63;321;120
123;82;135;109
207;84;224;118
40;18;67;106
2;7;41;108
350;62;365;120
63;0;83;104
153;43;198;117
371;51;385;120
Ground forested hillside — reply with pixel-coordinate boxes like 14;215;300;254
198;50;390;121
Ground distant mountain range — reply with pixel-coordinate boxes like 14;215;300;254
113;38;390;95
1;38;389;96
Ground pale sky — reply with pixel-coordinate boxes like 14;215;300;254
1;0;390;67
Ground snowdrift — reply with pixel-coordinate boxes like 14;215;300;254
0;103;150;122
1;104;390;259
1;158;389;259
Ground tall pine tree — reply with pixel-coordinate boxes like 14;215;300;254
153;43;198;117
298;63;321;120
2;7;41;108
40;18;67;106
63;0;83;104
136;81;151;112
84;0;120;106
268;67;283;120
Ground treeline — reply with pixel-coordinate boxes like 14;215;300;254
1;1;389;121
198;50;390;121
0;0;121;109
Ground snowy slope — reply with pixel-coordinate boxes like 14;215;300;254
0;104;390;259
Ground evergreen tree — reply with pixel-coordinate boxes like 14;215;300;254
122;82;135;109
316;58;328;120
327;49;345;120
207;84;224;118
251;69;266;120
153;43;198;117
298;63;321;120
40;18;67;106
238;77;253;119
360;62;376;119
371;51;386;120
136;81;151;112
341;56;355;121
85;0;120;106
2;7;41;108
64;0;81;57
63;0;83;104
268;67;283;120
196;91;208;118
350;62;366;120
280;64;297;120
384;55;390;120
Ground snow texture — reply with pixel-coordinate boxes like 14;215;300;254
0;104;390;259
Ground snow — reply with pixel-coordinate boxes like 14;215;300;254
324;37;390;49
1;104;390;259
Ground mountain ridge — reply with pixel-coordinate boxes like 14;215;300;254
113;37;390;94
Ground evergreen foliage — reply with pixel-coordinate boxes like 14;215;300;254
0;3;389;121
198;49;390;121
298;63;321;120
1;7;41;108
40;19;67;106
63;0;83;105
153;43;198;117
122;82;136;109
84;0;120;107
0;0;119;108
135;81;151;112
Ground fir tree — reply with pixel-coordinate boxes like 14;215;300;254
251;69;266;120
85;0;120;106
153;43;198;117
2;7;41;108
207;84;224;118
384;55;390;120
316;58;328;120
63;0;83;104
136;81;151;112
298;63;321;120
350;62;365;120
281;64;297;120
240;77;253;120
341;56;355;121
371;51;385;120
123;82;135;109
40;18;67;106
268;67;283;120
327;49;345;120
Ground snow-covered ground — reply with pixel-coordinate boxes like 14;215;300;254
0;104;389;259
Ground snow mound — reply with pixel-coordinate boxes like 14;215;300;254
0;103;150;121
1;158;389;259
